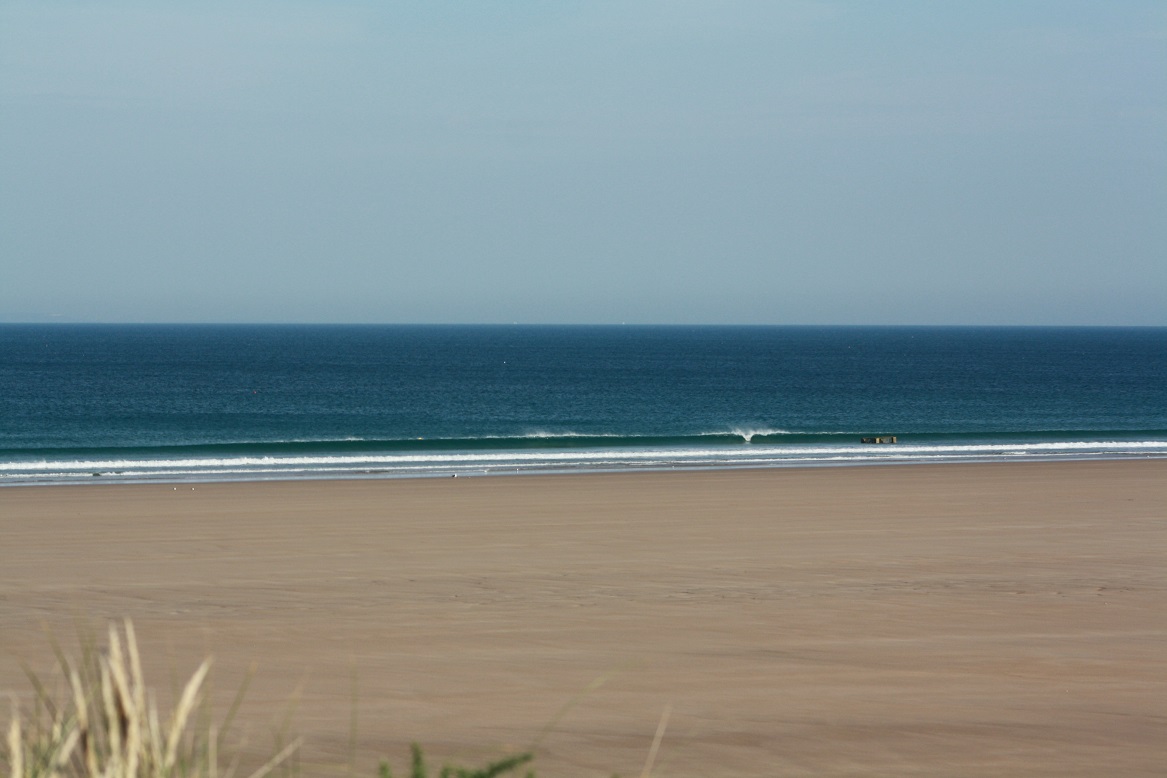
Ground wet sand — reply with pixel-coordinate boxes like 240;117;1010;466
2;460;1165;776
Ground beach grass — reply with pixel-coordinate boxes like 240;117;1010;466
4;620;300;778
2;622;544;778
377;745;533;778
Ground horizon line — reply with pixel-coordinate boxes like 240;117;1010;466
2;321;1165;329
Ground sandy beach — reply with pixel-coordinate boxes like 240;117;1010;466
2;460;1165;776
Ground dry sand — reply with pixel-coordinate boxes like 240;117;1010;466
2;460;1165;776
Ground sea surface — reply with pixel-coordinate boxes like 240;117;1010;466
1;325;1165;485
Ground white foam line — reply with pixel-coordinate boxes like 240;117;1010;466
3;439;1167;475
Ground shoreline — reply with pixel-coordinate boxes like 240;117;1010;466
4;446;1167;488
3;460;1166;776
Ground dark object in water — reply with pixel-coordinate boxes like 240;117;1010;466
861;436;897;444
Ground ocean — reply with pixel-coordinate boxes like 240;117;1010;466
1;325;1165;485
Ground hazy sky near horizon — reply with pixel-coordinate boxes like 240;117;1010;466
2;1;1164;325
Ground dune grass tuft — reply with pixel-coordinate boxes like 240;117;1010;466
3;620;297;778
377;744;533;778
5;623;657;777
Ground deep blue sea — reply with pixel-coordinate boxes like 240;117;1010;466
1;325;1165;485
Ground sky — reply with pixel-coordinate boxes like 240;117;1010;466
1;1;1164;325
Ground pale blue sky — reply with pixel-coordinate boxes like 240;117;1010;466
2;1;1164;324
